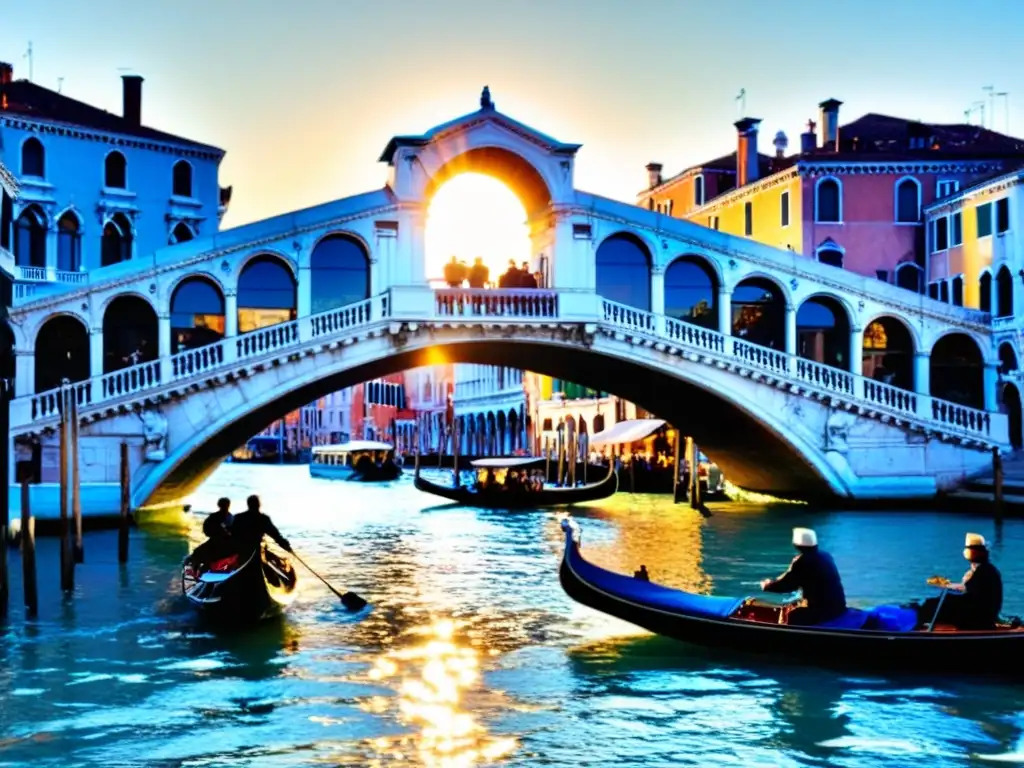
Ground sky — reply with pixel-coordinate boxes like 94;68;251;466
3;0;1024;229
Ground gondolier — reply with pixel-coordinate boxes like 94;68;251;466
232;495;292;557
760;528;847;626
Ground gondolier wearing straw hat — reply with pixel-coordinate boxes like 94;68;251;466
917;533;1003;630
760;527;847;626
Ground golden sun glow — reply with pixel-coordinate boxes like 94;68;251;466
425;173;532;286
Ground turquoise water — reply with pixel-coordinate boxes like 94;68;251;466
1;463;1023;766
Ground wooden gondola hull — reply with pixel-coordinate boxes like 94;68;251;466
414;465;618;509
183;549;298;624
559;521;1024;674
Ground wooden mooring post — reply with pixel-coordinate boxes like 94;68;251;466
21;479;37;617
72;390;83;564
543;437;551;484
58;386;74;592
689;439;703;510
993;447;1004;521
119;442;131;563
672;429;684;504
1;517;7;620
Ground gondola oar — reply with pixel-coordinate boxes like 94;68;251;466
289;551;367;611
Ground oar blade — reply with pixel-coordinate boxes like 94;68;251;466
341;591;368;611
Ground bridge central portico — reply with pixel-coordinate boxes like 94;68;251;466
4;88;1009;516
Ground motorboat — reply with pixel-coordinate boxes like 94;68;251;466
309;441;401;482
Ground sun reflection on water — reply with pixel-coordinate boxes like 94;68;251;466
363;618;517;767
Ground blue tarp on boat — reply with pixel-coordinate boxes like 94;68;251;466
567;542;743;619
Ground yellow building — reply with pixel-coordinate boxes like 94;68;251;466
924;168;1021;314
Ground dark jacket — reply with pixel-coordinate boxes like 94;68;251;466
230;511;290;556
202;510;232;540
960;561;1003;628
763;548;847;620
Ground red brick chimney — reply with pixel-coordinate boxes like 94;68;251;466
122;75;144;126
645;163;663;189
734;118;762;187
0;62;13;85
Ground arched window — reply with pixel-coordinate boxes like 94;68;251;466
664;255;717;329
951;275;964;307
930;333;983;409
101;213;133;266
694;174;705;207
997;265;1014;318
895;178;921;223
817;248;843;268
34;315;90;393
980;271;993;312
797;296;851;371
170;222;195;244
862;316;915;390
105;151;127;189
310;235;371;314
172;160;193;197
103;296;158;373
731;277;785;349
593;413;606;434
999;342;1018;375
56;212;82;272
815;178;841;223
1004;383;1023;450
170;277;225;353
14;205;47;268
237;255;297;332
895;263;922;293
595;233;652;311
21;138;45;178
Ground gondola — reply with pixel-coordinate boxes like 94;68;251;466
182;547;299;623
558;518;1024;674
413;455;618;509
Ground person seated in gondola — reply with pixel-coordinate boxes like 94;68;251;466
634;565;650;581
760;527;847;626
187;497;234;572
916;533;1003;630
231;494;293;559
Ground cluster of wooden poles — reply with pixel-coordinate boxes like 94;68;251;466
1;383;133;620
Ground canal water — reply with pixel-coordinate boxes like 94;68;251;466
2;464;1023;767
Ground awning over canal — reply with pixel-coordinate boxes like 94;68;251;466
589;418;666;447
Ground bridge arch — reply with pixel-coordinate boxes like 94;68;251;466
136;333;857;509
731;274;788;348
423;146;553;218
34;314;90;393
930;332;984;409
164;269;229;305
998;341;1018;374
796;293;852;370
103;294;159;373
861;314;916;389
595;231;654;311
664;253;720;329
308;233;372;314
169;276;226;353
233;249;297;284
236;254;298;333
28;307;91;349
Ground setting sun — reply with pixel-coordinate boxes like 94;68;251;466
424;173;532;286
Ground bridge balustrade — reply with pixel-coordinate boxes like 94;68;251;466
434;288;559;319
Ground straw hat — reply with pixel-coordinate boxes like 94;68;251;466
792;527;818;547
965;533;987;548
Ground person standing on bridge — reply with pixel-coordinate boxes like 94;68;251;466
760;527;847;626
231;495;292;558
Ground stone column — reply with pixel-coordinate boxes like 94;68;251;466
717;286;732;336
913;352;930;396
90;327;104;400
158;314;173;380
984;363;999;411
651;267;665;335
298;264;312;317
14;350;34;397
784;304;797;356
224;292;238;337
45;220;58;277
848;327;864;377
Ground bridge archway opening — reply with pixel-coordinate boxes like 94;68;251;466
1004;382;1023;450
170;277;225;354
103;296;157;373
665;255;718;329
425;172;531;287
310;235;371;313
35;315;90;393
930;333;984;409
596;233;652;311
238;255;297;332
732;277;785;349
999;342;1018;375
797;296;851;371
862;316;914;390
997;266;1014;318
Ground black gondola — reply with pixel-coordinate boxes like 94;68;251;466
558;518;1024;674
182;547;298;623
414;455;618;509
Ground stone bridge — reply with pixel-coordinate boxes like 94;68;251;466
4;91;1008;516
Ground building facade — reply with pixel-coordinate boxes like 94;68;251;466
453;364;529;456
0;61;228;289
404;364;455;454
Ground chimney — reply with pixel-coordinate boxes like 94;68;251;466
734;118;762;187
773;130;789;159
645;163;663;189
121;74;144;126
0;62;12;85
800;120;816;153
818;98;842;150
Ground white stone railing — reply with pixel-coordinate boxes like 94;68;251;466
11;288;1002;446
601;298;995;443
15;265;89;284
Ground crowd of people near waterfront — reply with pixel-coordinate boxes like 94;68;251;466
443;256;542;289
474;467;545;494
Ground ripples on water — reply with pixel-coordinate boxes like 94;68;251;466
1;463;1023;766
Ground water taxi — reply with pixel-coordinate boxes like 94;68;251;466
309;441;402;482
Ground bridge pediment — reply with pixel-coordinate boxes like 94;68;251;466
382;88;581;212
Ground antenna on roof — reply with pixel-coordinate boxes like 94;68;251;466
995;92;1010;133
23;41;33;82
735;88;747;116
56;77;64;93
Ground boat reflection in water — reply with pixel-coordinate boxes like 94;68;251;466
363;618;518;766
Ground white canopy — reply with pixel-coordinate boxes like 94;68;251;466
589;418;666;447
470;457;545;469
312;441;393;454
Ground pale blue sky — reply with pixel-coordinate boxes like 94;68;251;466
3;0;1022;226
